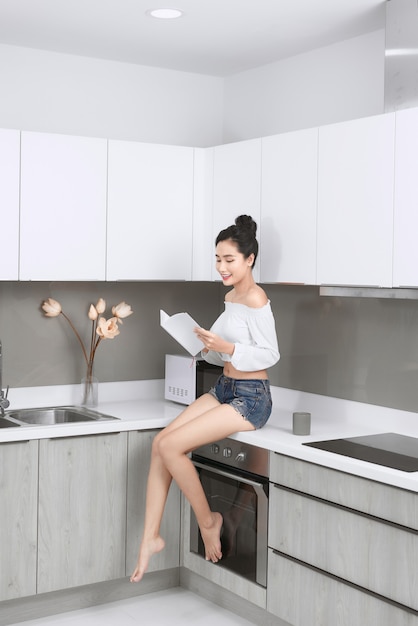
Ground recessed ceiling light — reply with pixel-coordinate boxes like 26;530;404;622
147;8;184;20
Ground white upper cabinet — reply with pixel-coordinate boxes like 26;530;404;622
317;113;395;287
212;139;262;282
393;107;418;287
260;128;318;284
192;148;214;281
0;129;20;280
20;132;107;281
107;141;194;280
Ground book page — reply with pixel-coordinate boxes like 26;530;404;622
160;310;204;356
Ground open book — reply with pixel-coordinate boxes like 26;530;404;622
160;310;204;356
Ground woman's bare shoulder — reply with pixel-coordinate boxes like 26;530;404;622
243;285;268;308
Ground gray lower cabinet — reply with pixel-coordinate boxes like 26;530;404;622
126;430;181;575
267;453;418;626
0;440;38;600
267;550;416;626
37;433;128;593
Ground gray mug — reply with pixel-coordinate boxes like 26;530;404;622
292;411;311;435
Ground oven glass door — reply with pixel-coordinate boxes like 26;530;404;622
190;460;268;587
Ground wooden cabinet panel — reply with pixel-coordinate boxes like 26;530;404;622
126;430;180;575
0;129;20;280
38;433;127;593
269;486;418;610
267;550;417;626
270;453;417;530
20;132;107;281
0;440;38;600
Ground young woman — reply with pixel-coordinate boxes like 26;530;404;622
130;215;279;582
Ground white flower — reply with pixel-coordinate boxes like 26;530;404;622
96;298;106;314
96;317;120;339
88;304;98;321
41;298;62;317
112;301;133;324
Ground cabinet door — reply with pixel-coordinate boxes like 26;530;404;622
269;486;417;611
107;141;194;280
317;114;395;287
0;440;38;600
260;128;318;284
126;430;180;575
0;129;20;280
38;433;127;593
393;107;418;287
267;550;416;626
192;148;214;281
20;132;107;280
212;139;261;282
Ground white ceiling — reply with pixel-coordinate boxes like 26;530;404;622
0;0;385;76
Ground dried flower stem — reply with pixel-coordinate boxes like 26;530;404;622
60;311;89;365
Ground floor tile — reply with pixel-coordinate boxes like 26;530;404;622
10;588;255;625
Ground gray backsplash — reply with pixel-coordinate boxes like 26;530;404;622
1;281;418;414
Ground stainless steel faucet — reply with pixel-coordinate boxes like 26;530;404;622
0;341;10;416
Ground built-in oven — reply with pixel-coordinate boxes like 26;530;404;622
190;437;269;588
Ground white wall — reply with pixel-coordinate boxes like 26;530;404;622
0;30;385;146
223;30;385;142
0;44;224;147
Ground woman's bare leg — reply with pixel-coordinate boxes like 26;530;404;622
130;394;224;582
129;446;171;582
130;396;255;581
157;403;255;563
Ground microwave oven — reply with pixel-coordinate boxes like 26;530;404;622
164;354;223;405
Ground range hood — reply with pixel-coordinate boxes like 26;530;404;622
385;0;418;111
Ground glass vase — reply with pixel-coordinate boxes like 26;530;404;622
81;375;99;407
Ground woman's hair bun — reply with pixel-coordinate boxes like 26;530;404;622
235;214;257;236
216;214;259;267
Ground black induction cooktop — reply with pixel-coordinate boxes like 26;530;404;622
304;432;418;472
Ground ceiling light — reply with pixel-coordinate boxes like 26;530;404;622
147;8;184;19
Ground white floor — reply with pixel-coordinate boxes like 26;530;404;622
11;588;255;626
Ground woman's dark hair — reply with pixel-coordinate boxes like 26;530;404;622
216;215;259;267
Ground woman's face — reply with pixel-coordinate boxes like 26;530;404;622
215;239;254;286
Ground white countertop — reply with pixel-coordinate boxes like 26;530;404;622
2;380;418;492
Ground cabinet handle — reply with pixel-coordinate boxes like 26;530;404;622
48;432;122;441
0;440;31;445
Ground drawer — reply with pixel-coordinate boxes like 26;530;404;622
269;486;418;611
267;549;418;626
270;452;417;529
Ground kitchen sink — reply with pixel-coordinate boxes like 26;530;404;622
4;406;118;426
0;416;21;428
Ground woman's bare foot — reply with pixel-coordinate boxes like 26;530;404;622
130;536;165;582
200;512;223;563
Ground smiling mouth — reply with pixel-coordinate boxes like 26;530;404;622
221;274;232;280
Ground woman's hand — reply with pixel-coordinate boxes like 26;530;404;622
194;327;235;356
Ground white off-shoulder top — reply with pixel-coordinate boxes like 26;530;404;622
202;301;280;372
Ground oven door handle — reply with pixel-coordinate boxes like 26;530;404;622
192;460;266;489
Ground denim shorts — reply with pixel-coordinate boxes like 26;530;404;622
208;374;272;429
